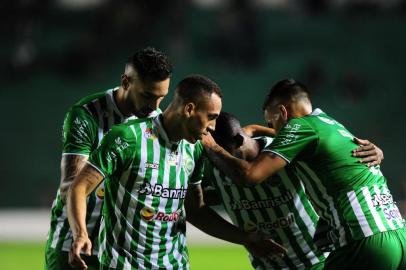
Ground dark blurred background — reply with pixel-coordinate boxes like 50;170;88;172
1;0;406;209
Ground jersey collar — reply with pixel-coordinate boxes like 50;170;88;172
310;108;323;116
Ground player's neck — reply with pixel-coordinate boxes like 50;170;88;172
114;87;132;117
160;109;183;142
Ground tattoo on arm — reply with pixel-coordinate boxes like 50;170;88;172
60;155;88;202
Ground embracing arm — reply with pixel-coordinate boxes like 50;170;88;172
67;164;104;269
202;133;287;185
59;155;88;203
352;137;384;167
242;124;276;138
185;184;286;257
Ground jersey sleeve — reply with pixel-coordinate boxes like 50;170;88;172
263;118;318;163
189;142;206;185
62;106;98;156
88;125;136;178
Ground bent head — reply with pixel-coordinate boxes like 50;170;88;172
263;79;312;133
211;112;246;158
175;75;223;143
121;47;172;118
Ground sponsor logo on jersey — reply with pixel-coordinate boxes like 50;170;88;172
243;220;258;233
140;206;182;222
383;206;403;221
140;206;155;221
230;191;294;211
145;162;159;170
96;187;105;199
371;192;394;207
242;213;295;232
144;127;157;140
138;183;187;199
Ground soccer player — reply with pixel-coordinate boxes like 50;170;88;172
45;47;172;270
202;79;406;270
192;112;383;270
67;75;283;270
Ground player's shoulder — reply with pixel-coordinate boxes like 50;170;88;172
73;89;111;107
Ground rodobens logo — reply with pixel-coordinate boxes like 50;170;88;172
140;206;155;221
96;187;105;199
140;206;182;222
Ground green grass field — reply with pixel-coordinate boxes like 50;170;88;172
0;242;252;270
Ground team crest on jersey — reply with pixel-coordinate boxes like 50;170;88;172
183;158;194;174
144;127;157;140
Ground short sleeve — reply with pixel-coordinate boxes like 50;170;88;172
62;106;97;155
263;118;318;163
88;125;136;178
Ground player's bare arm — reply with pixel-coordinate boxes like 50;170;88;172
242;124;276;137
185;184;287;258
67;164;104;270
202;133;287;185
59;154;88;203
352;137;384;167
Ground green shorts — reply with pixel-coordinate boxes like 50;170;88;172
325;228;406;270
44;247;99;270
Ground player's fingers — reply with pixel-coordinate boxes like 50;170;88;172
353;137;370;146
353;144;375;153
267;239;287;255
353;149;376;157
84;241;92;256
367;160;379;167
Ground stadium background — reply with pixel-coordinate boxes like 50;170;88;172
1;0;406;269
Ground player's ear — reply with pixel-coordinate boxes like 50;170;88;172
279;105;289;121
234;133;244;148
121;74;130;90
184;102;196;118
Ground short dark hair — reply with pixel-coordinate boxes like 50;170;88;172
262;79;310;111
176;75;223;103
212;111;241;148
127;47;172;82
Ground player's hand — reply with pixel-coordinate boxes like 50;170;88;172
243;232;287;260
69;235;92;270
201;132;218;150
352;137;384;167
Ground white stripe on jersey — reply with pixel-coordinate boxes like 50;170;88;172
149;134;166;267
51;198;67;249
347;190;373;237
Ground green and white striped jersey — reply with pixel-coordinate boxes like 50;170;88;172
88;115;204;269
46;87;161;254
265;108;405;249
203;137;327;270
